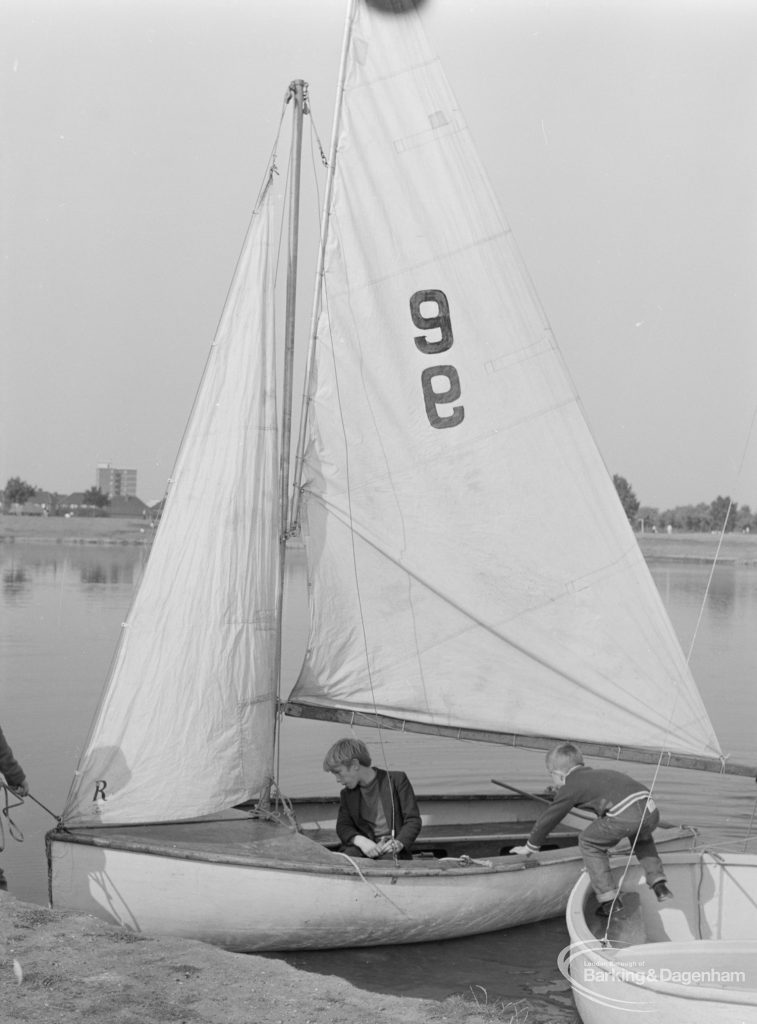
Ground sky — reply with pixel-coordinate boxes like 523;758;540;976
3;0;757;508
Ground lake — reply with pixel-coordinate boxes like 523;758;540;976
2;535;756;1014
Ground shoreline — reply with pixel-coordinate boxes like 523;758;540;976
636;531;757;565
4;515;757;564
0;514;155;546
1;894;577;1023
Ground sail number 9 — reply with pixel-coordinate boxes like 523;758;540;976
410;290;464;429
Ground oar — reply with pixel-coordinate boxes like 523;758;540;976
491;778;551;803
491;778;595;823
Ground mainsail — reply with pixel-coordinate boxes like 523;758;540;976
63;185;281;826
290;0;721;760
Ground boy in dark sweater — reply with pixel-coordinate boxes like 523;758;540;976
511;742;672;916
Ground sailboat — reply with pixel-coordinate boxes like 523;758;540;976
46;0;753;953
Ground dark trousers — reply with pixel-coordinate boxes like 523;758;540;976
578;806;665;902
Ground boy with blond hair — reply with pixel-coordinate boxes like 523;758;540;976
323;737;421;860
511;742;672;916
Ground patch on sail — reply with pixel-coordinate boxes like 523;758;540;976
354;37;369;65
393;110;464;153
251;610;277;629
484;334;557;374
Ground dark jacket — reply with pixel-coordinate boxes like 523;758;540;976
0;725;26;789
336;768;422;859
528;765;652;848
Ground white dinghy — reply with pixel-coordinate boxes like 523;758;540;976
564;850;757;1023
46;0;752;951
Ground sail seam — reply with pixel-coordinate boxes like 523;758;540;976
321;228;513;297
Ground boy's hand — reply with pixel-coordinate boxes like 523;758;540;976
377;838;403;855
353;835;382;858
10;778;29;798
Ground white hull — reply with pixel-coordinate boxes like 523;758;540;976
564;851;757;1023
47;796;695;951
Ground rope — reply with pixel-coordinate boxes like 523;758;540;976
0;785;67;854
253;784;299;831
27;791;63;824
438;855;493;868
331;851;410;915
0;786;24;848
308;109;329;169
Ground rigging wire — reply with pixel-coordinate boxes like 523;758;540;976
600;400;757;935
684;400;757;665
308;108;330;171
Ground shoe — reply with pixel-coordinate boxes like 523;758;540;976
653;881;673;903
596;896;623;917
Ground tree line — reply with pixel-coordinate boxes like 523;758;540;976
3;472;754;533
2;476;110;510
613;475;753;533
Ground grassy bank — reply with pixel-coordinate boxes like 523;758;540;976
0;514;154;545
5;515;757;565
637;530;757;564
0;896;577;1024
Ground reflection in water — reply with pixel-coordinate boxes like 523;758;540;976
79;555;138;587
3;566;28;594
1;543;145;597
702;566;736;616
79;563;136;585
652;563;739;617
81;564;109;584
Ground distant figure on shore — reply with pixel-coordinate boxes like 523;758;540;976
0;724;29;891
323;737;421;860
510;742;672;916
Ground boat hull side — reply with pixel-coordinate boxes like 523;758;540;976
46;818;696;952
49;837;579;950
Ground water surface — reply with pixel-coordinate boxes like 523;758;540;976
2;540;756;1009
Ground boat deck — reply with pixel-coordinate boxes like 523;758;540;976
302;819;581;858
50;807;581;875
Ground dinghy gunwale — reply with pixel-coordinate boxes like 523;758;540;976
48;818;695;879
565;850;757;1014
582;938;757;1004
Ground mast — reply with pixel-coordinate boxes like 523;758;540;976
289;0;357;531
263;79;307;809
280;79;307;539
